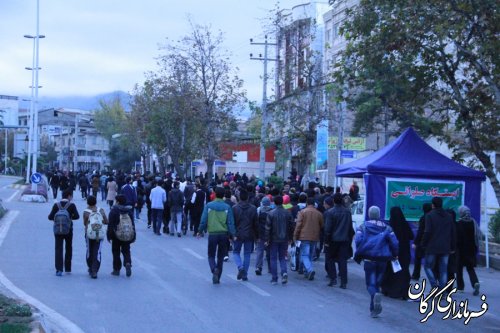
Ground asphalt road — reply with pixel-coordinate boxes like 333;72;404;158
0;176;499;333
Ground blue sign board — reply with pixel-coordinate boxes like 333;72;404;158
340;150;355;158
31;172;42;184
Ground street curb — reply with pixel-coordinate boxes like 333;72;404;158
30;311;49;333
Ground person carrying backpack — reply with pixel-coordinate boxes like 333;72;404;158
107;194;136;277
83;195;108;279
255;196;272;276
48;189;80;276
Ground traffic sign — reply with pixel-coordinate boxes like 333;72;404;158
340;150;355;158
31;172;42;184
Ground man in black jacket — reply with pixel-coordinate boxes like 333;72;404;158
232;189;258;281
324;193;354;289
48;189;80;276
422;197;456;289
265;195;294;285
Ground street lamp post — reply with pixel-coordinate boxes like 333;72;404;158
24;0;44;181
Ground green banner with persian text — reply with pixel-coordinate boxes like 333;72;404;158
328;137;366;150
385;178;465;221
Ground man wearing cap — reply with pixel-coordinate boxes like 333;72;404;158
324;193;355;288
255;196;273;276
198;187;236;284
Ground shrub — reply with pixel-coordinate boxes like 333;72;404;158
5;304;32;317
488;210;500;243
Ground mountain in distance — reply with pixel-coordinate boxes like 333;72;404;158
19;90;132;111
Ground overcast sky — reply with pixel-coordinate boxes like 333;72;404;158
0;0;302;102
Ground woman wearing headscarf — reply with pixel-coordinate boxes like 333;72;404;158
381;206;414;299
456;205;480;295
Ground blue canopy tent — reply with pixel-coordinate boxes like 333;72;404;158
336;127;486;223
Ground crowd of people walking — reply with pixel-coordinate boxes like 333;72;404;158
46;169;482;318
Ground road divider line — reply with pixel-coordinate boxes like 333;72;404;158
226;274;271;297
183;248;204;260
0;210;85;333
5;190;20;202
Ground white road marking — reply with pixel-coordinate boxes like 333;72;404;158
183;247;204;260
0;210;85;333
226;274;271;297
5;190;20;202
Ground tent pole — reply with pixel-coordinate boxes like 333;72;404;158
483;181;489;269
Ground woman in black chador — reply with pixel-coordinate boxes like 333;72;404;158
381;206;414;299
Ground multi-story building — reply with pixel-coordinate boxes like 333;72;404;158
272;1;330;181
21;107;110;172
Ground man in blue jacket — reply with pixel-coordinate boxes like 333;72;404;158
121;176;137;208
355;206;398;318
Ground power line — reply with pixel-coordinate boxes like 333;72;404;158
250;35;276;180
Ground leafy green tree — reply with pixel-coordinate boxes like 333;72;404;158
93;97;140;171
132;60;205;177
334;0;500;204
157;20;246;179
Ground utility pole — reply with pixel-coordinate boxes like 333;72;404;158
250;35;276;181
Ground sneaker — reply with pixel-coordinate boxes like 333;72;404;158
237;268;244;280
242;271;248;281
473;282;480;296
271;279;278;285
212;268;220;284
328;279;337;287
308;271;315;281
282;273;288;285
373;293;382;316
340;283;347;289
91;273;97;279
255;268;262;276
147;225;151;229
56;271;63;277
125;264;132;277
111;270;120;276
370;310;379;318
223;256;229;262
177;233;181;238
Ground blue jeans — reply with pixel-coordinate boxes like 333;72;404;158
364;260;387;311
208;234;229;277
424;254;449;288
233;239;253;274
100;185;107;201
170;211;183;234
300;241;317;273
151;208;164;234
255;239;269;271
270;241;288;280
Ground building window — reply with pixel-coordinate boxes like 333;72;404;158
333;23;339;40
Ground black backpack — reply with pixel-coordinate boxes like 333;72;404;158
53;202;72;235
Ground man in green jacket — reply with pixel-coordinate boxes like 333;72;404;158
198;187;236;284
